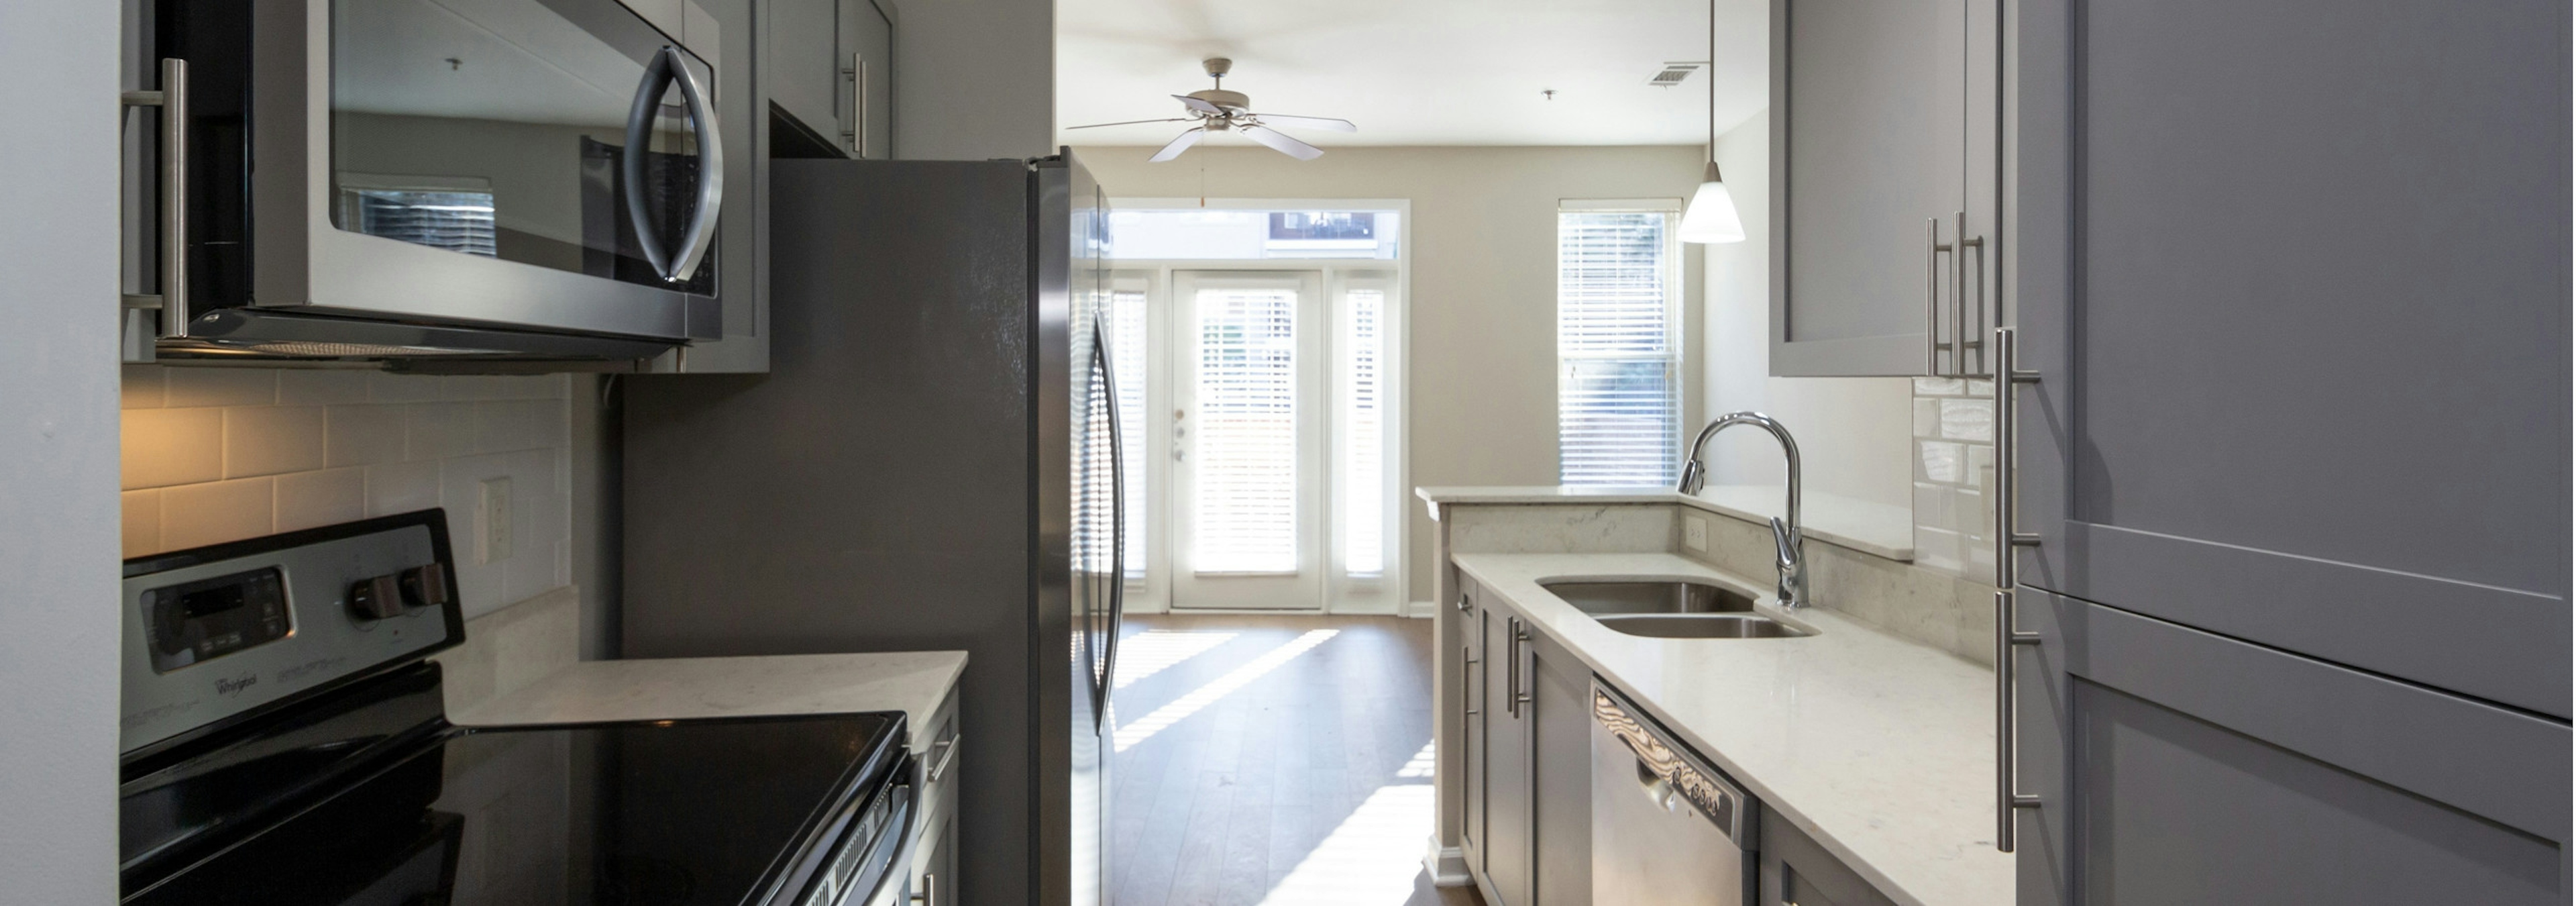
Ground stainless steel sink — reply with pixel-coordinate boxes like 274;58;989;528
1539;580;1757;616
1590;614;1815;639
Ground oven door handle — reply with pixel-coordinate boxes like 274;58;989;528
849;783;920;906
621;46;724;285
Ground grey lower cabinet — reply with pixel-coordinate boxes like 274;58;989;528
2005;0;2571;900
1479;607;1534;906
767;0;892;158
1770;0;2000;376
1760;815;1894;906
1464;586;1592;906
1461;582;1489;883
1527;630;1591;906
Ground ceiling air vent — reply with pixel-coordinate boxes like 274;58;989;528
1648;62;1704;87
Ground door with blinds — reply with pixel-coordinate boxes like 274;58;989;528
1169;271;1329;609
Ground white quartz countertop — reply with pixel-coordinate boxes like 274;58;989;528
1418;485;1915;561
1451;552;2008;906
451;651;969;754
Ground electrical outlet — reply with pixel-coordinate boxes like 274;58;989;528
1683;515;1709;552
478;477;513;564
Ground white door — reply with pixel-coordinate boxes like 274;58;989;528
1169;270;1328;610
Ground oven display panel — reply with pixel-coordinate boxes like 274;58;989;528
143;567;290;673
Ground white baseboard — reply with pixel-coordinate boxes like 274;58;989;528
1401;599;1438;619
1423;840;1470;887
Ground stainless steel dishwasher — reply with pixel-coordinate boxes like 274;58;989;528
1592;681;1760;905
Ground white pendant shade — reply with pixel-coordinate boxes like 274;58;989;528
1679;179;1746;244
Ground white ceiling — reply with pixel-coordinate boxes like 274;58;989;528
1055;0;1770;149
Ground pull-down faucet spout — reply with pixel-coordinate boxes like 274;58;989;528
1676;412;1807;609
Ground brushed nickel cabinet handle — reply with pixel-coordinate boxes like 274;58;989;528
121;58;188;338
1992;325;2043;852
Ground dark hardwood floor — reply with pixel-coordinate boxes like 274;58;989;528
1109;613;1481;906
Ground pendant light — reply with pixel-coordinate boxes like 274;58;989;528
1679;0;1746;244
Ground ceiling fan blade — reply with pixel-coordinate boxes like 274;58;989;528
1148;128;1206;162
1238;125;1324;160
1067;117;1193;130
1171;94;1224;115
1249;113;1357;133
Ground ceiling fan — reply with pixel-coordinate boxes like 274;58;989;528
1067;58;1356;162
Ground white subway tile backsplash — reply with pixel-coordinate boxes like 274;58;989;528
122;490;162;558
162;478;275;550
1913;373;1997;578
276;467;364;532
1913;482;1954;529
224;406;327;478
123;365;166;409
165;368;278;408
494;374;568;401
405;403;476;460
366;460;443;517
474;399;566;454
326;405;407;467
123;407;225;489
1938;398;1993;442
278;369;371;405
129;368;576;615
367;372;447;403
1951;487;1986;539
1918;440;1965;484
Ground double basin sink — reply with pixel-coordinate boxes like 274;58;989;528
1538;580;1815;639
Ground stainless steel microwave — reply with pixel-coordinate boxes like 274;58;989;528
131;0;725;360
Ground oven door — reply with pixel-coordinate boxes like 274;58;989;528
159;0;724;351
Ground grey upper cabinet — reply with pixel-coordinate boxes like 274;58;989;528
1770;0;2000;376
768;0;892;158
2005;0;2571;899
842;0;892;159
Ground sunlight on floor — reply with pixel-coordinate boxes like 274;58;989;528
1112;631;1240;689
1113;629;1339;752
1254;783;1437;906
1395;741;1437;778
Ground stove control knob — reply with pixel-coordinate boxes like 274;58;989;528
349;566;450;621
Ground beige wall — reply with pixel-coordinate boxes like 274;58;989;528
1075;144;1708;603
1698;111;1916;509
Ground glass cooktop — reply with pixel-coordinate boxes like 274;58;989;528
123;713;902;905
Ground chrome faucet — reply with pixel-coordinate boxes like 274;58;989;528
1676;412;1807;609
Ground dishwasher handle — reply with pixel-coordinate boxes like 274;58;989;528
1593;683;1754;848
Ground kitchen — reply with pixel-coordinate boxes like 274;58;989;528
5;0;2569;905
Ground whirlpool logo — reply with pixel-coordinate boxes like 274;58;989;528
215;674;258;697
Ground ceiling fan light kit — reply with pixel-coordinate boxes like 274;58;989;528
1066;57;1356;162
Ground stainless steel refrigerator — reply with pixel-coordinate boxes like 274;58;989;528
621;152;1124;906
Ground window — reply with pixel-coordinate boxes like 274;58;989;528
1110;286;1150;581
1108;209;1401;260
1557;209;1680;486
1342;285;1387;576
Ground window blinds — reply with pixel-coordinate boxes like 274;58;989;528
1343;288;1386;576
1193;287;1301;574
1558;211;1679;486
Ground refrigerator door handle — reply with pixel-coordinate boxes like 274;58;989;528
1094;321;1126;727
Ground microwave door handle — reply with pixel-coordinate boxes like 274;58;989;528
663;48;723;283
620;50;677;280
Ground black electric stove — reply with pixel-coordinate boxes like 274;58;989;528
118;512;916;906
